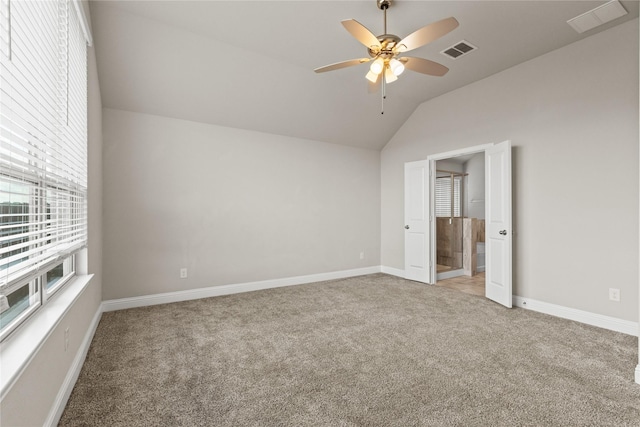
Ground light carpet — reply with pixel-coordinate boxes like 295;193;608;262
60;273;640;426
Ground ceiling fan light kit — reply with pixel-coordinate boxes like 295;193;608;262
389;58;404;76
315;0;459;114
370;57;385;75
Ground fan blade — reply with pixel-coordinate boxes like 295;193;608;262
401;57;449;76
341;19;382;50
397;17;459;53
314;58;370;73
368;73;381;94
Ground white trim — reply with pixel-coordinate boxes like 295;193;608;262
436;269;465;280
426;143;494;161
102;267;381;312
0;274;94;400
45;305;102;427
380;270;638;336
381;266;405;278
513;295;639;337
360;268;638;337
72;0;93;46
635;364;640;385
425;142;495;285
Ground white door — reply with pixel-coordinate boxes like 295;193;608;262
404;160;431;283
485;141;513;307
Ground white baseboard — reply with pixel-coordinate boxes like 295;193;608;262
635;365;640;385
380;266;405;278
373;268;638;337
513;295;638;337
436;269;465;280
102;266;382;312
46;305;103;427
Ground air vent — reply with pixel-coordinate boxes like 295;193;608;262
567;0;627;34
441;40;477;60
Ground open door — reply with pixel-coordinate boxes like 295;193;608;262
485;141;513;307
404;160;431;283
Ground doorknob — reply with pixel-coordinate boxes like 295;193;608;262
499;230;507;235
405;225;410;229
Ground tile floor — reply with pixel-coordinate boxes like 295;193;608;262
436;264;452;273
435;272;485;297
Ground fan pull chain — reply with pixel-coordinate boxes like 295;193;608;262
381;2;389;114
381;74;386;114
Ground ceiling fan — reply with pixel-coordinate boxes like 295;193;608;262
314;0;459;113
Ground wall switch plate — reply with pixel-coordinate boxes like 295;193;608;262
180;268;188;279
609;288;620;302
360;252;365;260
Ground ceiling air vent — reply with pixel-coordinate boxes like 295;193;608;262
441;40;477;60
567;0;627;34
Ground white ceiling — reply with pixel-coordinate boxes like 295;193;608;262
90;0;639;150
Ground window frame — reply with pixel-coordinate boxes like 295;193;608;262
0;0;88;341
45;256;75;297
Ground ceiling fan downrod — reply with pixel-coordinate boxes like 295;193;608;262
378;0;390;34
378;0;391;114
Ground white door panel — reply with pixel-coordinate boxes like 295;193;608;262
485;141;513;307
406;233;426;270
404;160;430;283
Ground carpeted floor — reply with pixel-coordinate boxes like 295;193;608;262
59;274;640;426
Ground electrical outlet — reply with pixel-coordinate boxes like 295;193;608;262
180;268;188;279
609;288;620;302
64;327;69;351
360;252;365;260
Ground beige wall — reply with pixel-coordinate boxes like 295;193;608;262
0;34;103;426
102;109;381;300
381;19;639;322
463;153;485;220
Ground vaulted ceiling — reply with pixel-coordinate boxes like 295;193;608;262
90;1;639;150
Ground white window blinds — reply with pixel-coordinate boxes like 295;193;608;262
0;0;88;291
435;175;461;217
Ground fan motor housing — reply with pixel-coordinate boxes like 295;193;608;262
368;34;401;58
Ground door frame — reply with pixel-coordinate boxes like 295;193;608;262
426;143;494;284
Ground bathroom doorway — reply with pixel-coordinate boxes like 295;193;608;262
435;153;486;289
404;140;512;307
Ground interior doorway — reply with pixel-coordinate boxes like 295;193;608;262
403;141;513;308
434;153;485;288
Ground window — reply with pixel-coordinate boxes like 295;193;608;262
0;0;89;340
435;174;462;217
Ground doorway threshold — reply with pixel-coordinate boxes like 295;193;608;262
437;268;465;281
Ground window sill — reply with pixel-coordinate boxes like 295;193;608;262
0;274;93;400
